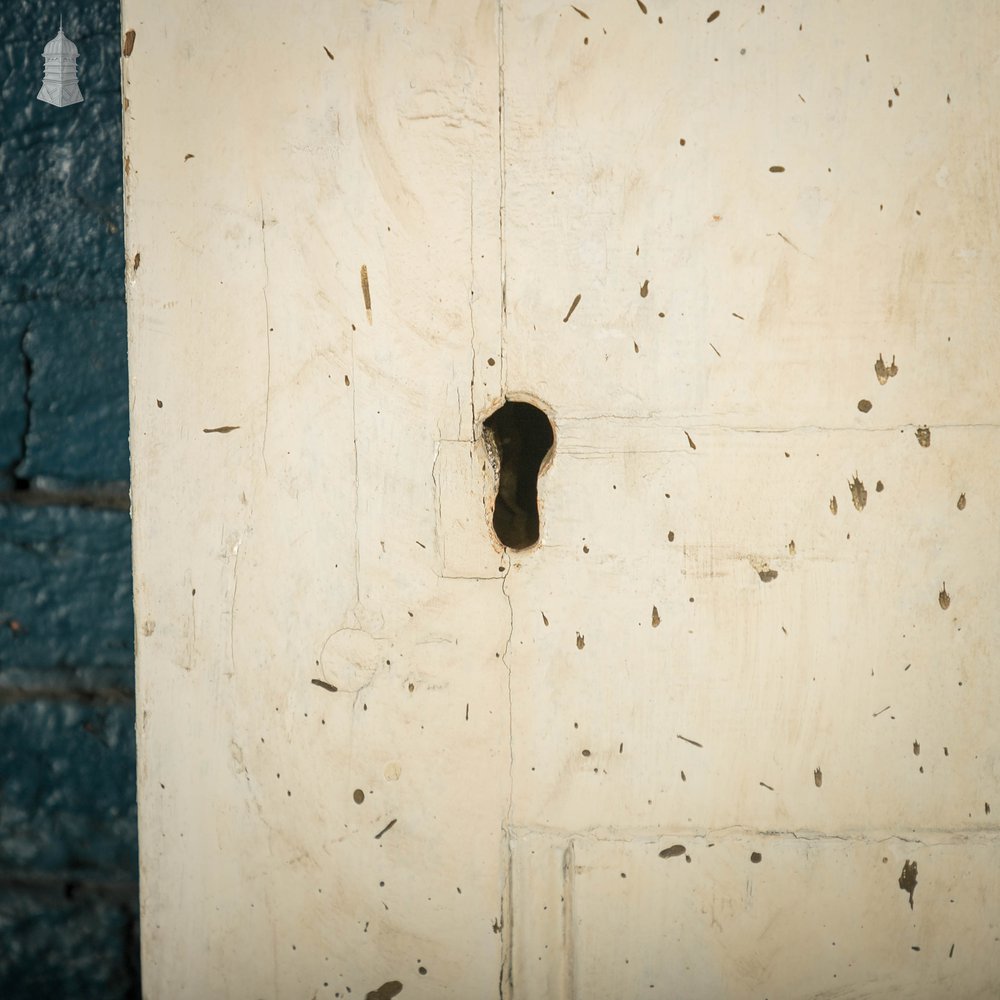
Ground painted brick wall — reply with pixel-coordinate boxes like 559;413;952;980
0;2;138;997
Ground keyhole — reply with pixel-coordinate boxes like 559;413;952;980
483;400;554;550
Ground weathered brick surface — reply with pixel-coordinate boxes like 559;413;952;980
0;504;134;689
0;887;138;1000
0;700;137;875
19;300;130;485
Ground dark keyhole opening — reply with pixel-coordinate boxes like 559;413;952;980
483;400;554;550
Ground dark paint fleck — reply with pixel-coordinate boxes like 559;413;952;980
750;852;762;864
814;767;822;787
915;426;931;448
858;399;872;413
769;165;785;173
123;29;136;56
899;860;918;908
707;10;720;23
365;983;403;1000
203;426;240;434
677;734;703;748
323;45;335;60
353;788;365;805
563;293;582;323
659;844;686;858
571;5;590;17
374;818;397;839
311;679;338;692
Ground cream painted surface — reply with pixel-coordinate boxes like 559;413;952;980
123;2;1000;998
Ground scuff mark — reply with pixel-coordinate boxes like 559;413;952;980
874;353;898;384
849;474;867;511
899;859;918;908
260;197;272;474
361;264;373;324
563;293;582;323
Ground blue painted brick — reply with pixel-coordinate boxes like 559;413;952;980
0;504;134;688
0;699;137;876
0;306;29;487
0;887;138;1000
18;299;130;485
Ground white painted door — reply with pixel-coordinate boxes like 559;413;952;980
125;2;1000;997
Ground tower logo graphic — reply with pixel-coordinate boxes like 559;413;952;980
37;19;84;107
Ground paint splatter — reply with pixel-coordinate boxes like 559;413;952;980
830;496;838;515
651;606;660;627
750;851;762;863
874;353;898;384
360;265;372;324
571;5;590;17
203;425;240;434
769;165;786;173
563;293;582;323
576;632;585;650
640;279;650;298
707;10;720;23
814;767;822;787
684;431;697;450
323;45;335;59
659;844;686;858
938;584;950;610
857;399;872;413
915;426;931;448
957;493;966;510
849;474;867;511
899;860;918;908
